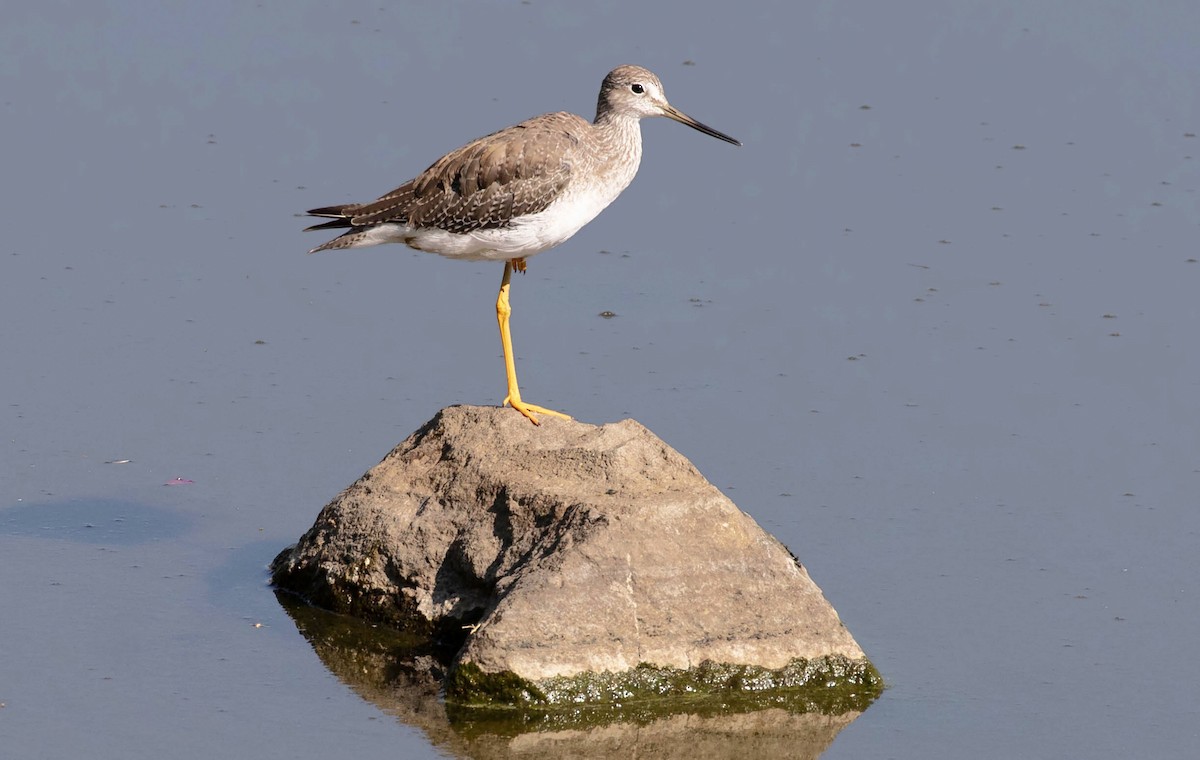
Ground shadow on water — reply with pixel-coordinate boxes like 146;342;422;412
275;591;870;759
0;498;193;545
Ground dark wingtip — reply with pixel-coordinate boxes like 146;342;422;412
306;206;350;218
303;218;353;232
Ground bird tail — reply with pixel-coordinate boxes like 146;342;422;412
302;204;356;252
304;217;353;232
303;204;356;232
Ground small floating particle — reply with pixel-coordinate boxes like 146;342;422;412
105;459;132;465
165;478;194;486
599;311;617;319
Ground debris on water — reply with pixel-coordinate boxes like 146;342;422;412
165;478;194;486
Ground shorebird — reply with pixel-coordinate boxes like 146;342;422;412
305;65;740;424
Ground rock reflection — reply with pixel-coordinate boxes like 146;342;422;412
276;592;871;759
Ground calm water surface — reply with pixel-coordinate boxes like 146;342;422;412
3;2;1198;758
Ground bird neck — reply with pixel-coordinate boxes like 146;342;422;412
591;110;644;168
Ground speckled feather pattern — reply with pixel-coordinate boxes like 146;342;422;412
357;113;585;234
304;65;727;260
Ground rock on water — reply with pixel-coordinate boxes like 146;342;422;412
272;405;878;705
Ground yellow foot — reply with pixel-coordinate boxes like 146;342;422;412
504;396;572;425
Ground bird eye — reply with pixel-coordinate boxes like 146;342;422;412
630;83;645;94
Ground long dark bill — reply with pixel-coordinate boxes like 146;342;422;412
662;105;741;146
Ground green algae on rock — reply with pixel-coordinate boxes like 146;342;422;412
447;656;882;713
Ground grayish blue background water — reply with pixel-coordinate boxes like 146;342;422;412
3;1;1197;757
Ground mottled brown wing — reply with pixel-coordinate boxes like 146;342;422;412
340;181;416;226
349;113;584;234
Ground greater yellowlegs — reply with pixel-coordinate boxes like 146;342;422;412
305;65;740;424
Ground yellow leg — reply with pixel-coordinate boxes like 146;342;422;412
497;259;571;425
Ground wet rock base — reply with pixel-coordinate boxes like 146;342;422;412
272;405;880;710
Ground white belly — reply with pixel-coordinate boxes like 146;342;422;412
397;185;617;261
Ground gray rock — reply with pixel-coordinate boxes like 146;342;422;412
272;405;876;703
